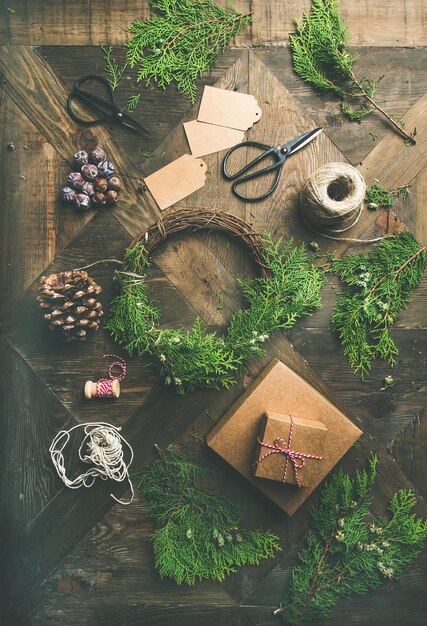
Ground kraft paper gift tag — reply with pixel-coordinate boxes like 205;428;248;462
183;120;245;158
144;154;207;211
197;86;262;131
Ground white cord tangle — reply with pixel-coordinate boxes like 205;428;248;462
49;422;134;505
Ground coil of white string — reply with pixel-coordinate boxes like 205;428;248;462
50;422;134;504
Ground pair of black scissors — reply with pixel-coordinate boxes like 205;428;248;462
222;128;322;202
67;75;150;136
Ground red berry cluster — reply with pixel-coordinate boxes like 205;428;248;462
61;146;122;211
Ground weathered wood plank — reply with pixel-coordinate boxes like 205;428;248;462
1;0;426;47
320;92;427;258
250;0;427;48
0;338;72;532
242;564;427;625
3;211;201;425
245;52;346;240
33;602;240;626
391;407;427;497
1;28;426;626
255;47;427;167
0;90;93;307
40;46;243;164
0;45;162;278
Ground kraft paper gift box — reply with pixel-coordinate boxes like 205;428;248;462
207;359;362;515
253;412;328;487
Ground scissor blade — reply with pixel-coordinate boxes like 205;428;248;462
119;113;151;136
284;128;323;155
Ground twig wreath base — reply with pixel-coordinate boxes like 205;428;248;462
106;209;325;394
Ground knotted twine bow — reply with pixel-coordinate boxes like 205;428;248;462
254;416;322;487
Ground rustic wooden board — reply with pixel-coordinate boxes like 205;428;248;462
0;90;92;307
256;47;427;167
1;0;426;47
1;4;427;625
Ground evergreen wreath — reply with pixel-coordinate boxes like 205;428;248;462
133;445;280;585
107;209;325;394
275;455;427;625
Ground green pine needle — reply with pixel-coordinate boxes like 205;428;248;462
290;0;415;143
276;455;427;625
126;0;252;103
133;447;280;585
331;233;426;377
106;235;325;394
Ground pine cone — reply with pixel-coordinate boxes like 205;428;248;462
36;270;104;341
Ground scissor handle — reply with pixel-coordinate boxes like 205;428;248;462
222;141;286;202
222;141;273;180
67;75;121;126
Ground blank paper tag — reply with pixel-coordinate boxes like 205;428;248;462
144;154;207;211
183;120;245;158
197;86;262;131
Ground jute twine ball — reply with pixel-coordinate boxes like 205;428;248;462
300;162;366;237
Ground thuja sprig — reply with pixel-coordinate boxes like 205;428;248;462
331;232;426;377
365;182;411;209
100;44;126;91
127;94;141;111
290;0;416;144
275;455;427;625
133;446;280;585
126;0;252;103
106;235;325;394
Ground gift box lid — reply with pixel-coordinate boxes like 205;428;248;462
254;412;328;487
207;359;362;515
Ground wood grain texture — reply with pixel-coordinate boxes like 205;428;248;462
255;47;427;167
3;211;203;425
0;45;160;229
0;338;72;533
1;0;426;47
0;90;92;307
1;9;427;625
242;565;427;625
391;407;427;497
39;46;243;164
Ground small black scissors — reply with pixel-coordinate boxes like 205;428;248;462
222;128;322;202
67;75;150;136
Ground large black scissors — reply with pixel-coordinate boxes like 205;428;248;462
67;75;150;136
222;128;322;202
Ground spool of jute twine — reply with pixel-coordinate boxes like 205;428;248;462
300;162;383;243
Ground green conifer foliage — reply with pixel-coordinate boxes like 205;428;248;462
290;0;416;143
133;447;280;585
365;183;410;208
331;233;426;376
276;455;427;625
106;236;325;394
126;0;252;102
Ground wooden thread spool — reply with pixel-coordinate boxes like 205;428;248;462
84;379;120;400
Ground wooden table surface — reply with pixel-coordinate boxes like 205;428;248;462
0;2;426;625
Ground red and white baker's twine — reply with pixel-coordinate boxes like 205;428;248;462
254;416;322;487
95;354;127;397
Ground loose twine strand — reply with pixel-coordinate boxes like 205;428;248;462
50;422;134;505
96;354;127;398
300;162;384;243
